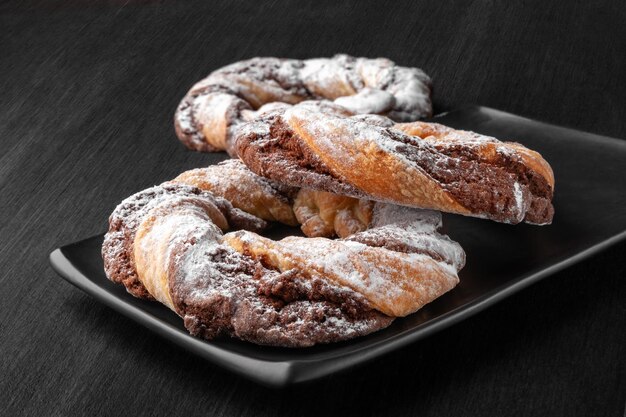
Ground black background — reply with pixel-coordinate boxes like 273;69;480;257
1;1;625;416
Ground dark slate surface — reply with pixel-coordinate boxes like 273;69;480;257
1;1;624;416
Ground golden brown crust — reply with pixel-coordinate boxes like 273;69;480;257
174;55;432;155
223;232;459;317
172;160;299;226
394;121;555;189
287;114;472;215
235;104;555;225
172;159;373;238
103;164;465;346
294;189;374;238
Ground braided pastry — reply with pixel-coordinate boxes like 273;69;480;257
172;159;299;226
173;159;377;239
174;54;432;155
102;162;464;347
108;54;557;347
235;103;555;225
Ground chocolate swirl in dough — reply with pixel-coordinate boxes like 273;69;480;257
102;161;464;347
235;103;555;225
175;54;432;155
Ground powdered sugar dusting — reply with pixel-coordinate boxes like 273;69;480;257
176;226;242;301
275;104;550;224
108;182;397;346
334;88;396;115
349;203;466;271
105;160;471;346
224;199;464;318
227;232;459;317
174;159;298;226
176;54;433;154
135;200;218;310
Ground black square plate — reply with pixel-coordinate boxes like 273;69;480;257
50;106;626;387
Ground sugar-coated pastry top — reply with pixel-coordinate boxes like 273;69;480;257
102;162;465;347
175;54;432;155
103;55;556;348
235;103;554;225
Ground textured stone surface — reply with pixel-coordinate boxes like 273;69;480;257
1;1;624;416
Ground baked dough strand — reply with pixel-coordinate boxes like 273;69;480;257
235;103;555;225
175;55;432;155
103;163;464;347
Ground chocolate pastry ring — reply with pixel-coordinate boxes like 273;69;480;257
105;54;555;346
102;160;464;347
174;54;432;155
